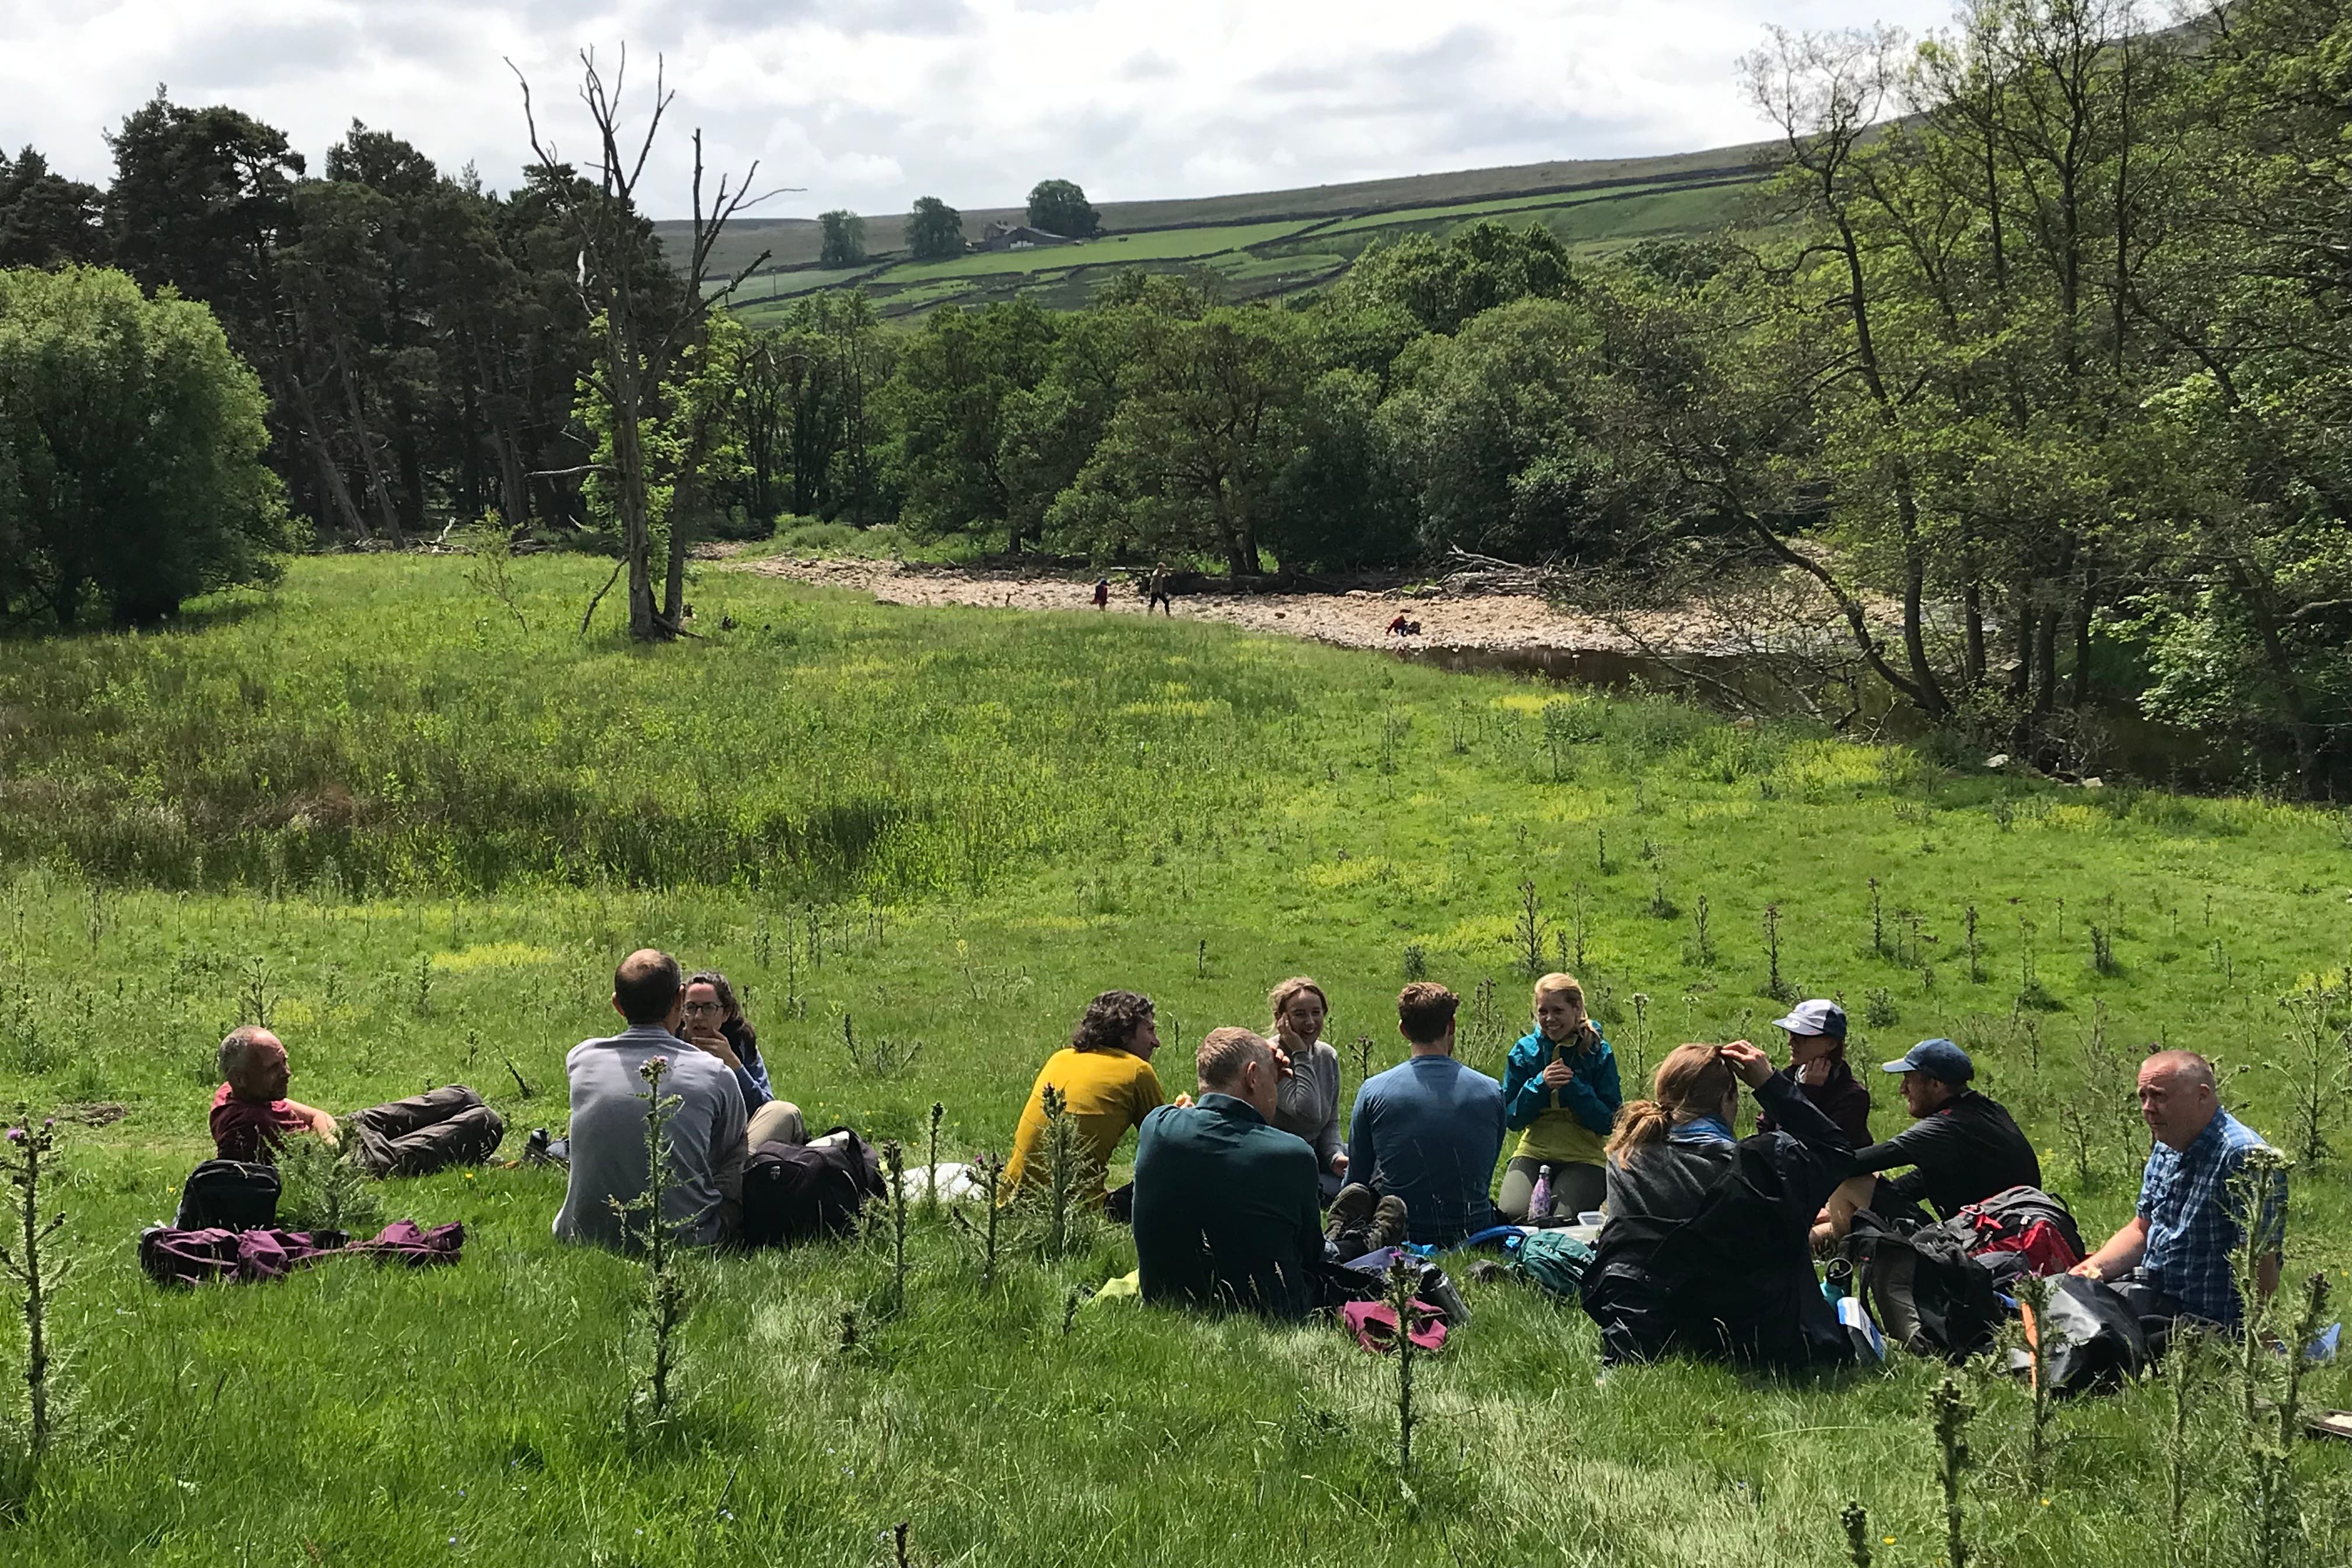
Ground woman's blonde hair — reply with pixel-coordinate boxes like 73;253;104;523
1606;1044;1737;1164
1532;972;1585;1011
1268;976;1328;1035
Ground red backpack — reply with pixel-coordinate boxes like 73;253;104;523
1941;1185;2084;1277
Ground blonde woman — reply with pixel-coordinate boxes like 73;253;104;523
1497;974;1619;1221
1266;977;1349;1203
1578;1040;1857;1370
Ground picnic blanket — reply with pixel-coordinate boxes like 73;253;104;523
139;1220;465;1288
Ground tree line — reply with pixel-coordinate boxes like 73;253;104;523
3;1;2348;790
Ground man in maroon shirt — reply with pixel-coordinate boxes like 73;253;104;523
210;1026;339;1161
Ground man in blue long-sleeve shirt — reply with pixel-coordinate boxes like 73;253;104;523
1345;984;1506;1246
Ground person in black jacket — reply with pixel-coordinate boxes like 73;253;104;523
1581;1038;1857;1371
1812;1037;2039;1249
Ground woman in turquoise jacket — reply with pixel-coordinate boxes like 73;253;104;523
1497;972;1622;1220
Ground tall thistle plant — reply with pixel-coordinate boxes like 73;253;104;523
614;1057;691;1441
0;1114;68;1517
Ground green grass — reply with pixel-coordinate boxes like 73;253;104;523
2;555;2349;1564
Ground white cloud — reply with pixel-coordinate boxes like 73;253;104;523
0;0;1957;215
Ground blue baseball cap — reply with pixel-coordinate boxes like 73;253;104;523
1771;1000;1847;1040
1882;1038;1974;1084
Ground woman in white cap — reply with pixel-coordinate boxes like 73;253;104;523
1757;999;1871;1147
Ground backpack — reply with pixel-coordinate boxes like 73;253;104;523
1938;1185;2084;1278
174;1160;282;1231
2015;1275;2150;1394
737;1128;885;1249
1844;1213;2005;1361
1511;1229;1597;1303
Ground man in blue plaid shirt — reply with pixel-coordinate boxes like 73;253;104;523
2073;1051;2284;1332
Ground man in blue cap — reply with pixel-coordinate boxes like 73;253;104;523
1811;1037;2039;1247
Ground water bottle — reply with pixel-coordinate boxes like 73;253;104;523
1528;1164;1554;1223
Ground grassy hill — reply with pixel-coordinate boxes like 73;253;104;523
1;555;2348;1564
656;141;1773;323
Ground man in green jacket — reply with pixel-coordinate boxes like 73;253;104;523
1133;1027;1328;1320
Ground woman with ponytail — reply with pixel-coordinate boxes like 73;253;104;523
1580;1039;1857;1371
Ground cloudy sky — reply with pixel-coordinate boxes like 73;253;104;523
2;0;1956;217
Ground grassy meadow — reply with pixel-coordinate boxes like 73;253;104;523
2;554;2350;1565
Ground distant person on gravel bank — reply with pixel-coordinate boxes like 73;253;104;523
211;1026;503;1177
1002;989;1168;1214
1343;984;1504;1247
1146;564;1174;616
555;949;746;1250
1497;973;1619;1223
1093;576;1110;610
1581;1040;1857;1370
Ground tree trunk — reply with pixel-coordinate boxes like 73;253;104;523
283;367;374;542
2068;573;2096;709
1963;581;1987;688
604;315;662;640
326;327;408;548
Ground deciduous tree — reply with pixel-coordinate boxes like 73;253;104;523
905;196;965;261
0;266;292;626
1026;178;1100;239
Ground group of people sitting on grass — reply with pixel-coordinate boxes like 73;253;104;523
203;949;2287;1371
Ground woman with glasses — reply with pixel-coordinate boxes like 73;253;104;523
680;969;806;1148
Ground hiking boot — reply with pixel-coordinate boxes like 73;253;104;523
1325;1182;1375;1246
1367;1195;1409;1253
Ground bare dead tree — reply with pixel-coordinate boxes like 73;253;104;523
511;47;779;640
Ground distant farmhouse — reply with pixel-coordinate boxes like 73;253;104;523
977;221;1078;253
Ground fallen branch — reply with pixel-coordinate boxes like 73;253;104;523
580;556;626;635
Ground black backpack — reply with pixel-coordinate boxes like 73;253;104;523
174;1160;282;1231
1845;1212;2005;1361
2014;1275;2150;1394
737;1128;885;1250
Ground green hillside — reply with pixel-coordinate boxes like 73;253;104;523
659;142;1771;323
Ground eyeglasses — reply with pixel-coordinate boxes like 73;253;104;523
681;1001;724;1015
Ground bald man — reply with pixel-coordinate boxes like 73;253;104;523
1132;1028;1329;1320
554;949;748;1251
2073;1050;2285;1332
211;1026;340;1161
209;1027;503;1175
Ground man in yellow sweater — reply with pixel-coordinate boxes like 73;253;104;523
1003;990;1168;1212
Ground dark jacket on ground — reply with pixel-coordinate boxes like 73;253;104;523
1581;1072;1856;1370
1852;1091;2038;1221
1757;1059;1873;1148
1133;1094;1325;1321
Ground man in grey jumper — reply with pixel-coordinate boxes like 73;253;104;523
554;949;748;1250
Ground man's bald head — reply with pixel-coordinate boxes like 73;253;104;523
613;949;684;1026
219;1026;290;1102
1197;1027;1280;1119
2142;1050;2216;1091
2138;1049;2221;1151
